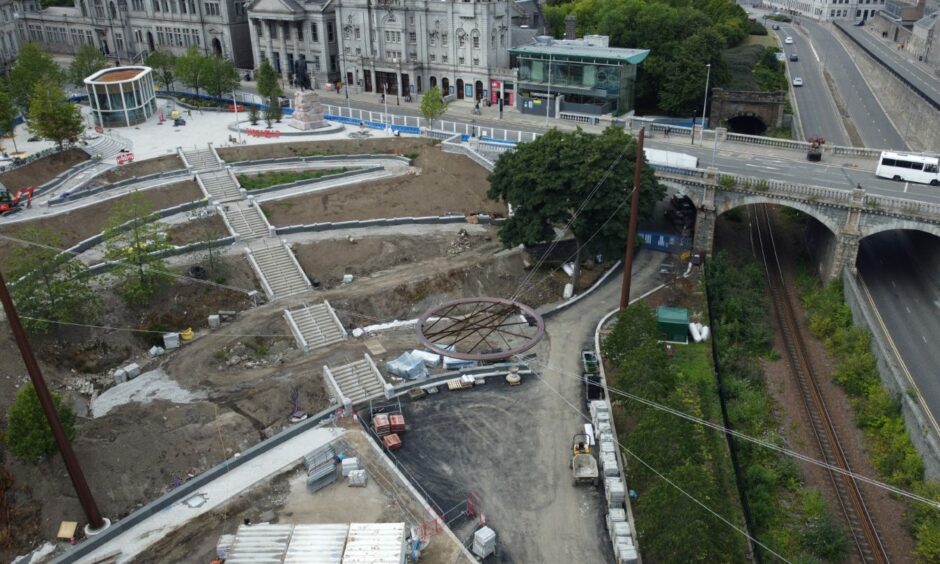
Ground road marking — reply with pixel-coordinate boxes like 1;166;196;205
892;280;896;288
906;306;912;313
905;182;909;193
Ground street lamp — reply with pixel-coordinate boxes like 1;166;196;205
699;63;712;144
394;57;401;105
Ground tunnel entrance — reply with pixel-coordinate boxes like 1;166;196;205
726;115;768;136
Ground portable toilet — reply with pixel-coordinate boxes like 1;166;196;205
657;306;689;343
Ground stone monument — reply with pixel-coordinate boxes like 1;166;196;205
287;90;326;130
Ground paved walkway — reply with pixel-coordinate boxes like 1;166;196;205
74;426;345;564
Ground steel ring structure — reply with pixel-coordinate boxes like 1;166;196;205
416;297;545;361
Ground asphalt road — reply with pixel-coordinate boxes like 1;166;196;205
837;22;940;108
771;23;849;145
856;231;940;439
799;19;909;151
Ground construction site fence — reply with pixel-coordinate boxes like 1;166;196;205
48;169;190;205
275;214;495;236
51;402;342;564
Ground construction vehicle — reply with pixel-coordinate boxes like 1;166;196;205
0;185;34;216
807;136;825;162
570;433;598;486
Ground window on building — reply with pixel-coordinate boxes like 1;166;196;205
442;54;448;63
95;0;105;17
344;26;351;40
270;21;277;39
430;53;436;62
355;26;360;40
170;0;177;13
458;56;464;65
161;0;168;12
327;22;334;42
255;20;262;37
204;1;219;16
189;0;195;12
356;47;361;55
310;22;318;42
235;0;244;16
131;0;143;10
442;33;447;46
429;34;435;46
296;22;303;40
180;0;187;13
473;57;479;65
472;33;479;48
330;54;337;71
313;55;320;71
409;31;416;43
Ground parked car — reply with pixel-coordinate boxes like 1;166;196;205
772;23;780;30
670;194;695;213
785;36;794;44
792;77;804;87
790;53;799;61
855;18;865;26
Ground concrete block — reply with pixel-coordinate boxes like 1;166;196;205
208;315;221;329
149;346;165;357
164;332;181;349
123;363;141;379
113;369;127;385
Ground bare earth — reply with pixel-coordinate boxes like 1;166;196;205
98;154;185;184
262;145;506;226
0;148;89;192
216;137;433;162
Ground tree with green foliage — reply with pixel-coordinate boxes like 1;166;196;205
103;192;172;304
256;59;280;100
5;383;76;463
28;82;84;150
248;103;259;125
419;85;448;130
5;227;100;334
8;42;64;112
487;126;664;288
0;86;20;154
145;50;177;91
175;46;210;96
265;95;282;126
69;43;107;88
204;55;241;100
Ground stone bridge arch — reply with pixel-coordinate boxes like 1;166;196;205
714;194;844;236
858;218;940;241
709;89;785;135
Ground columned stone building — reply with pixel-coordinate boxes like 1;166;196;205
244;0;340;88
16;0;253;69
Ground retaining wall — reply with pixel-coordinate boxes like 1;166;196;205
49;169;190;205
841;271;940;479
275;214;493;236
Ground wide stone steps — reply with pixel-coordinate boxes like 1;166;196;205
88;134;132;160
285;302;347;352
222;202;269;240
181;146;221;171
249;242;310;299
329;359;384;404
198;170;242;202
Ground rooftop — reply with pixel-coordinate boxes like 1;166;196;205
510;35;650;64
657;306;689;324
85;66;150;84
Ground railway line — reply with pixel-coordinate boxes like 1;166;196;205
750;204;890;564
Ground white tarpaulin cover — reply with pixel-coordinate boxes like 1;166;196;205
385;352;426;379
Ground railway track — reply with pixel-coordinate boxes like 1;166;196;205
750;204;889;564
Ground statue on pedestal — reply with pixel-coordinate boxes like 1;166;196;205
287;90;326;130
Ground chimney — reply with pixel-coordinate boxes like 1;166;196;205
565;15;576;40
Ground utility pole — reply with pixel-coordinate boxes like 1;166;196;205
0;270;106;533
620;128;645;310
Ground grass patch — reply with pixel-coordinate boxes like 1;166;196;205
708;251;850;561
797;270;940;561
236;168;349;190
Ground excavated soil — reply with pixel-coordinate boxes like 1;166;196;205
0;181;202;267
216;137;433;162
166;214;230;246
0;148;89;192
714;209;915;562
97;154;185;183
261;145;506;226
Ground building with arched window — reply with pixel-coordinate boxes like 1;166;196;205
85;66;157;127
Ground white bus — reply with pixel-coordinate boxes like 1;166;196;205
875;151;940;185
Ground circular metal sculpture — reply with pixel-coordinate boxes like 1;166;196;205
416;297;545;361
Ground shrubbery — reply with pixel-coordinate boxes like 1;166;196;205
797;273;940;561
5;383;76;463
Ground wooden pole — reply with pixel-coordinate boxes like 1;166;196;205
0;269;105;531
620;128;645;310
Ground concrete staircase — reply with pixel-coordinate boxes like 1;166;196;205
221;201;270;240
198;169;242;202
180;146;222;171
88;134;132;160
247;241;311;299
322;355;389;407
284;301;347;353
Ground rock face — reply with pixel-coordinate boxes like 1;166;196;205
287;90;326;130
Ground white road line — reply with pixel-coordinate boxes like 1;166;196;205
906;306;912;313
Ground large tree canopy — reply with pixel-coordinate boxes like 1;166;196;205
487;126;664;274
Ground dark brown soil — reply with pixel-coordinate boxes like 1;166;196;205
0;148;89;192
262;145;506;227
0;181;203;267
714;207;916;562
216;137;434;162
166;215;230;246
98;154;185;184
